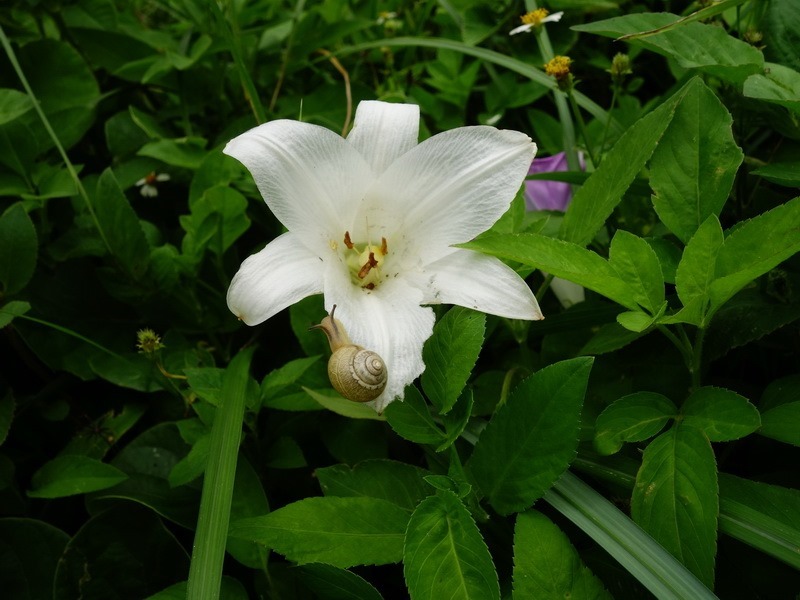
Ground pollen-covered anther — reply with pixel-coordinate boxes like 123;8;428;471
344;231;354;249
358;252;379;279
380;237;388;255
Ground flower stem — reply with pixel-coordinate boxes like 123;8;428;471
691;326;707;391
567;90;598;168
536;273;555;299
597;86;618;166
657;325;693;373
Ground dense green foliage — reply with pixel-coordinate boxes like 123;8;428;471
1;0;799;598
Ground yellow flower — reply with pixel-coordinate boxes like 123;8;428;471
510;9;564;35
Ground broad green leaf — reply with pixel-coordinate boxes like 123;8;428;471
608;230;664;313
168;434;210;487
632;424;717;587
0;300;30;329
560;89;681;246
94;169;150;278
574;13;763;83
297;563;383;600
512;510;613;600
650;78;743;243
421;307;485;413
53;503;189;599
0;89;33;125
462;233;640;310
681;387;760;442
674;216;725;326
384;385;446;444
60;403;146;459
594;392;677;455
227;456;270;569
752;160;800;187
264;436;306;469
763;1;800;71
181;186;250;257
580;322;646;355
719;474;800;569
759;373;800;446
709;196;800;312
0;203;37;295
305;388;385;421
316;459;432;512
404;491;500;600
229;497;409;567
17;39;100;151
262;356;321;401
185;367;224;405
438;389;474;452
28;455;128;498
0;518;69;600
743;63;800;115
616;304;666;333
467;358;593;515
138;137;208;169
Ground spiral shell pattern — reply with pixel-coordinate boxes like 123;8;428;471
328;346;388;403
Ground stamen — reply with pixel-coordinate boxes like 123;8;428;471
344;231;354;249
380;237;388;255
358;252;378;279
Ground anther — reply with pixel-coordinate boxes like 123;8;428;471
344;231;354;249
380;237;388;255
358;252;378;279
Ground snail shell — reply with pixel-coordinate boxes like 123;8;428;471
310;305;388;403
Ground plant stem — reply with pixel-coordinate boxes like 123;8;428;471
657;325;693;372
691;326;707;390
567;90;598;167
536;272;555;299
597;86;618;165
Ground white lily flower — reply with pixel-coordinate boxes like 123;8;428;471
224;101;542;412
509;9;564;35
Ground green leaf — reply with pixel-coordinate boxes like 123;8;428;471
0;89;33;125
608;230;664;313
28;455;128;498
752;160;800;187
709;196;800;313
0;203;37;295
138;137;208;169
296;563;383;600
438;389;474;452
743;63;800;115
384;386;446;444
573;13;763;83
560;89;681;246
512;510;612;600
719;474;800;569
0;300;30;329
227;456;270;569
594;392;677;455
229;496;409;567
674;216;725;326
760;385;800;445
53;503;189;599
305;388;385;421
94;169;150;278
650;78;743;243
181;186;250;257
185;367;224;405
631;424;718;587
0;518;69;600
404;490;500;600
146;577;248;600
462;233;640;310
681;387;761;441
421;307;485;413
467;358;593;515
316;459;432;512
763;1;800;70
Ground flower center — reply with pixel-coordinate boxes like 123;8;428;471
521;8;549;26
341;231;388;291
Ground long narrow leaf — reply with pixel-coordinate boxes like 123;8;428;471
544;472;718;600
187;349;254;600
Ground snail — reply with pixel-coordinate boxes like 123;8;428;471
310;305;388;403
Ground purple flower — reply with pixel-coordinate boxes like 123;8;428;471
523;151;584;211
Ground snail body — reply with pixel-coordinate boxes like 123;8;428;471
311;306;387;403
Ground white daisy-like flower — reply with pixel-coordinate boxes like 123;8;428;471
135;172;170;197
224;101;542;412
510;9;564;35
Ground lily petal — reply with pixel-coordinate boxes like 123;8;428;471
224;120;373;251
347;101;420;175
418;249;543;320
227;231;324;326
322;264;435;412
369;127;536;262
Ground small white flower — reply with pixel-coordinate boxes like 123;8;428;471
135;172;170;197
224;101;542;412
510;9;564;35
